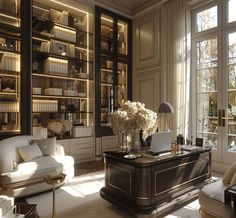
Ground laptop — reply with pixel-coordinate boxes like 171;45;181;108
148;131;174;155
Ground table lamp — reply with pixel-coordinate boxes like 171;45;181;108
158;102;174;131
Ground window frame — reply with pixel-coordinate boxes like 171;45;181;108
191;0;222;39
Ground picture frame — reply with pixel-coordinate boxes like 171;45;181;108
50;39;69;56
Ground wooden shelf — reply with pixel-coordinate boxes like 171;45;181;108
33;73;88;81
33;94;87;100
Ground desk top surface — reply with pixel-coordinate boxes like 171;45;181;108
104;147;211;167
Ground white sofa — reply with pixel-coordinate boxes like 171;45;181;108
0;135;74;197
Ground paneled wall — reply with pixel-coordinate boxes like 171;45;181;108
133;6;162;113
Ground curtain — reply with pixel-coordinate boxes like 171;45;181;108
161;0;191;138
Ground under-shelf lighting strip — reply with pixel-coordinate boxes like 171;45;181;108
101;16;124;27
33;73;87;82
50;0;88;15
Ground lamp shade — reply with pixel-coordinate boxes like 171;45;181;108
158;102;174;113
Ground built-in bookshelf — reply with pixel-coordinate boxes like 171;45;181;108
32;0;94;139
0;0;21;136
95;6;132;137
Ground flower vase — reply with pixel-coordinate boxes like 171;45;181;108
118;132;126;153
128;133;141;153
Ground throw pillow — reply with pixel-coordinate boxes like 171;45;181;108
230;171;236;186
18;143;42;161
222;162;236;185
31;137;56;156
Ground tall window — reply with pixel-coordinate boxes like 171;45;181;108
192;0;236;164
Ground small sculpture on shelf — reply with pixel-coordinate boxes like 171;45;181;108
68;65;77;77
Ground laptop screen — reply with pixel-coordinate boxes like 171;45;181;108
149;131;174;154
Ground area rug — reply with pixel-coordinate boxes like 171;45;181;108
26;171;205;218
26;171;132;218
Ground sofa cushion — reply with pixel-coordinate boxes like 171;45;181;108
0;156;74;185
222;161;236;185
17;143;42;161
31;137;56;156
199;180;235;218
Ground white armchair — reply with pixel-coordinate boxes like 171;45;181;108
199;162;236;218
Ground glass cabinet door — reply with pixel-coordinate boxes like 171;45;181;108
117;20;128;56
116;61;127;108
0;0;21;136
95;6;132;137
100;57;113;126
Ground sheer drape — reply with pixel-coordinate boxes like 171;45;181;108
162;0;191;138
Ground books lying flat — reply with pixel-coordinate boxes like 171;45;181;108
181;145;201;151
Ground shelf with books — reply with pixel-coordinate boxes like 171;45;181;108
0;8;21;137
32;0;93;139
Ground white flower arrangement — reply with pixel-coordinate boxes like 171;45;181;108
110;101;158;140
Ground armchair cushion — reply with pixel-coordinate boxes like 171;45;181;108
199;180;235;218
31;137;56;156
17;143;42;161
230;172;236;186
222;162;236;185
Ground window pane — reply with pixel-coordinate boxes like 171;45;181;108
196;6;217;32
228;0;236;23
196;38;217;69
196;37;218;149
228;31;236;152
196;37;218;91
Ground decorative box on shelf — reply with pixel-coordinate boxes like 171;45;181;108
78;72;88;79
44;88;62;96
72;126;93;137
64;90;77;96
33;87;41;95
50;9;69;26
78;92;87;97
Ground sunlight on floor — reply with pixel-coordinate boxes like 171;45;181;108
183;199;200;211
61;172;105;197
165;215;181;218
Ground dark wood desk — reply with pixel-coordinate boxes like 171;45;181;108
100;148;211;216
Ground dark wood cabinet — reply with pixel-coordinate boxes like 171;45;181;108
95;6;132;137
101;148;212;216
0;0;31;139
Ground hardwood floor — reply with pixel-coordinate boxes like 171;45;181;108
74;160;105;176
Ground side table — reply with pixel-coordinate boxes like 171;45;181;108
224;184;236;211
14;203;38;218
44;173;66;218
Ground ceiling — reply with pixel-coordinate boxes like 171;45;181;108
94;0;164;16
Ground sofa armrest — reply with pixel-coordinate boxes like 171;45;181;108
55;143;65;156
